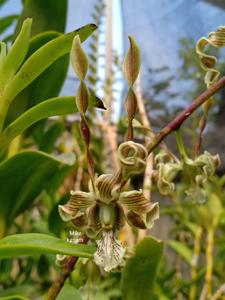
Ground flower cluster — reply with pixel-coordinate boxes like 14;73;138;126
154;150;220;202
59;141;159;271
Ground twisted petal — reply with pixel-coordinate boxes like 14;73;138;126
94;230;125;272
154;152;174;164
58;191;93;222
95;174;120;203
156;163;179;195
119;190;151;213
185;151;220;177
118;141;147;179
194;151;220;177
157;177;175;195
127;202;159;229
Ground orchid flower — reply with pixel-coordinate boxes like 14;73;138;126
59;141;159;271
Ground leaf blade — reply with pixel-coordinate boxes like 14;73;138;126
168;240;193;266
121;236;163;300
0;233;95;259
0;95;104;148
4;24;97;101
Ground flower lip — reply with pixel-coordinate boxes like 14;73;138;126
94;229;125;272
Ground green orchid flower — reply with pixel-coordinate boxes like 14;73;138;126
58;142;159;272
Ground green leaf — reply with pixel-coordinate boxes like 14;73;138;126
14;0;67;37
0;19;32;89
0;95;105;148
121;236;163;300
0;233;95;259
5;31;64;125
56;284;82;300
4;23;97;101
0;0;8;7
168;240;193;266
38;122;64;152
7;0;68;124
0;15;18;35
0;150;75;237
0;296;28;300
0;285;33;298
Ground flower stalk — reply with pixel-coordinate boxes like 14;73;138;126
146;76;225;155
45;235;89;300
189;226;203;300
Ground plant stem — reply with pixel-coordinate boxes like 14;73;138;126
189;226;203;300
205;226;215;299
175;129;187;160
45;235;89;300
146;76;225;154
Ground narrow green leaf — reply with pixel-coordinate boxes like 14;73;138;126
0;284;34;298
168;240;193;266
4;24;97;101
56;284;82;300
0;18;32;88
0;42;7;70
0;94;105;148
0;296;28;300
14;0;67;37
5;31;64;125
121;236;163;300
7;0;68;125
0;233;95;259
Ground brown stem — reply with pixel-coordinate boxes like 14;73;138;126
45;235;89;300
194;98;212;156
146;76;225;154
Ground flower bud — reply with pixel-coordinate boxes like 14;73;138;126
71;35;89;80
122;35;140;86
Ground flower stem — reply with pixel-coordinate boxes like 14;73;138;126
205;226;215;299
146;76;225;154
175;129;187;161
45;235;89;300
189;226;203;300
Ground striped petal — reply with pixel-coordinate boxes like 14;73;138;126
95;174;120;203
127;202;159;229
119;190;151;214
58;191;93;222
88;204;101;233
